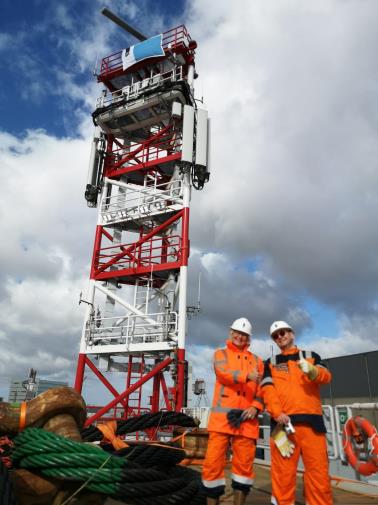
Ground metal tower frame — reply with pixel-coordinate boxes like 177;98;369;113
74;21;210;428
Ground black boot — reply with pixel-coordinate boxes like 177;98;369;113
233;489;248;505
206;498;220;505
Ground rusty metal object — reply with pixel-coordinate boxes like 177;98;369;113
52;489;106;505
7;388;87;504
174;427;209;459
12;469;61;505
43;414;82;442
0;387;86;434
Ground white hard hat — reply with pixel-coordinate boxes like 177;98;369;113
230;317;252;336
270;320;293;336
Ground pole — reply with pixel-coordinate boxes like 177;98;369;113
101;8;147;41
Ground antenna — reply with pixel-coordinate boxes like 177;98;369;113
93;52;99;77
187;271;201;318
101;7;147;41
22;368;37;401
197;270;201;309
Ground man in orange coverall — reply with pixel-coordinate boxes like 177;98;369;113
261;320;333;505
202;317;264;505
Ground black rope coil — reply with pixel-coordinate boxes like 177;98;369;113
0;459;17;505
9;411;205;505
112;443;186;467
81;411;198;442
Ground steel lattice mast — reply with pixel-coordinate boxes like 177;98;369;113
74;15;210;426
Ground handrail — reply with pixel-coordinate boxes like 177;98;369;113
323;404;339;459
86;311;179;346
97;66;184;108
99;25;193;78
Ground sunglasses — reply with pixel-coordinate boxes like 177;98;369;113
272;329;291;340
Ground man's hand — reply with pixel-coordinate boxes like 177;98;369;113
298;359;318;381
241;406;258;421
247;370;262;383
275;413;290;425
272;426;295;458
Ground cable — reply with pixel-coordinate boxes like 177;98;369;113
81;411;198;442
12;428;205;504
0;458;17;505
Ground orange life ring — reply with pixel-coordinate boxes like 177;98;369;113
343;416;378;476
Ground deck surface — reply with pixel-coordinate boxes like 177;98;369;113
219;464;377;504
106;463;377;504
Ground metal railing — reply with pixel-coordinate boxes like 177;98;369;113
85;311;178;346
104;127;182;175
86;405;151;423
96;234;182;274
98;25;193;78
96;66;184;108
323;404;339;459
181;404;375;463
101;180;183;225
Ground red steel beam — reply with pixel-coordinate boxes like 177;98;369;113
74;353;86;393
84;356;130;412
95;209;183;275
84;356;173;427
94;260;182;281
175;348;186;412
110;123;173;171
107;152;181;179
160;372;172;411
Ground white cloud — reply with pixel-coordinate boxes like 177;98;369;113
0;128;95;397
187;1;378;332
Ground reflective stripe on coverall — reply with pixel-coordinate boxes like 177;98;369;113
270;425;332;505
202;339;264;496
261;347;333;505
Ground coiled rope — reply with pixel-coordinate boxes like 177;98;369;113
81;411;198;442
0;458;16;505
13;428;206;504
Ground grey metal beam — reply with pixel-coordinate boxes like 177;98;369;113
101;7;147;41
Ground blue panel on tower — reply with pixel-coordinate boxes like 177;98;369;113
122;35;165;70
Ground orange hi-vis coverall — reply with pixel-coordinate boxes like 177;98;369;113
261;347;333;505
202;339;264;497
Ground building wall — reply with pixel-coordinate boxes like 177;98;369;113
8;378;68;402
321;350;378;404
320;350;378;427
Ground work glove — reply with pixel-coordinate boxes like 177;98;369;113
272;426;295;458
298;359;318;381
227;409;244;428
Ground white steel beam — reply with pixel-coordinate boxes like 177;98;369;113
95;282;161;328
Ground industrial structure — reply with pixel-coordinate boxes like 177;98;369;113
8;370;67;402
74;16;210;426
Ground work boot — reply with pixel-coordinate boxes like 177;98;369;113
233;489;248;505
206;498;220;505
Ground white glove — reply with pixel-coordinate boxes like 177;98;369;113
298;359;318;381
272;427;295;458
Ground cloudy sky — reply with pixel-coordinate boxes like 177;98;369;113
1;0;377;404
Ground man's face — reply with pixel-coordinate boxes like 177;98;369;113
230;329;249;349
271;328;295;350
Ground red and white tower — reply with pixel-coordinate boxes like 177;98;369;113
74;21;210;427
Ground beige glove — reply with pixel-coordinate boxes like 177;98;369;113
272;426;295;458
298;359;318;381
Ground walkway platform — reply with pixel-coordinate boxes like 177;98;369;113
218;463;377;504
106;462;377;504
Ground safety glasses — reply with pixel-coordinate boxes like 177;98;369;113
272;329;291;340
